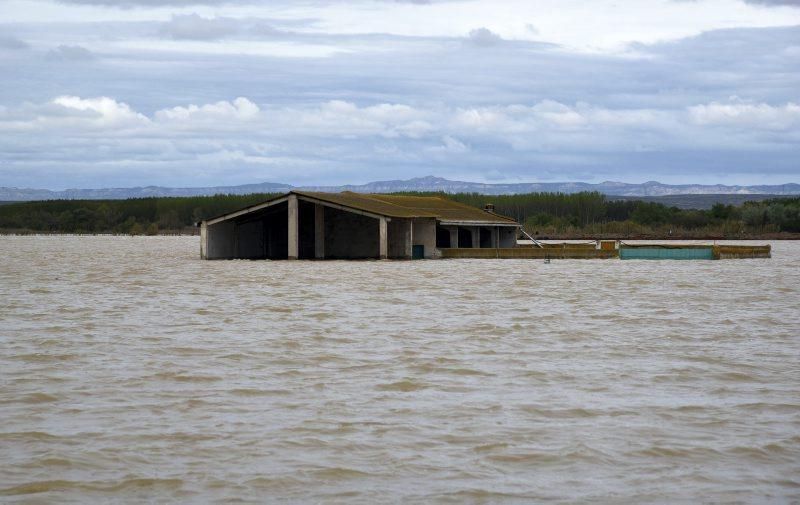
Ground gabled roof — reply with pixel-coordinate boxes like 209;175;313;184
204;190;519;226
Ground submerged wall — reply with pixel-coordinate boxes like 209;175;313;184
441;248;618;259
412;218;437;258
324;207;379;259
388;218;411;259
713;245;771;259
205;220;235;259
499;227;517;248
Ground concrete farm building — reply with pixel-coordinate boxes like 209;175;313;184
200;191;520;260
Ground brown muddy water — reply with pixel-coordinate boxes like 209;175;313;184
1;236;799;503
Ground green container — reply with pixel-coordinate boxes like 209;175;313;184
412;245;424;259
619;246;714;260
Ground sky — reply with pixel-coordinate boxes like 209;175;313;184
0;0;799;189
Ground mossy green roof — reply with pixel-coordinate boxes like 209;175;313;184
294;191;518;224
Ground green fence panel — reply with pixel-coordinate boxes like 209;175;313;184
619;247;714;260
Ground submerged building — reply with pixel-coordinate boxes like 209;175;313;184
199;191;520;260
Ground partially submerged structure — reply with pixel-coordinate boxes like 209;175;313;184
199;191;520;260
618;243;771;260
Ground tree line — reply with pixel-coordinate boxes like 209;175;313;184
0;193;278;235
0;191;798;237
441;192;800;237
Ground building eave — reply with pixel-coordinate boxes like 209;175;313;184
438;220;520;227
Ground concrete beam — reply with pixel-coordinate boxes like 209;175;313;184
315;203;325;259
379;217;388;259
439;220;518;227
205;196;288;226
288;194;299;260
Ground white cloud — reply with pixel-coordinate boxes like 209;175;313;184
452;101;659;135
0;96;149;131
155;97;261;123
53;96;149;126
269;100;435;138
4;95;797;144
1;95;798;187
688;100;800;130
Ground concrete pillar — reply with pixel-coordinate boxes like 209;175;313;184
379;217;388;259
449;227;459;248
492;226;499;248
314;203;325;259
471;227;480;248
287;194;299;260
200;222;208;259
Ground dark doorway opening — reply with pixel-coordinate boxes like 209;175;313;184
480;227;492;248
298;200;316;259
436;226;451;248
458;227;472;248
233;202;288;260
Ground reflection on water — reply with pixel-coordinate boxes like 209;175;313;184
1;236;799;502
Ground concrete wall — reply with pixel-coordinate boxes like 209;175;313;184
206;220;235;259
499;227;517;248
388;218;411;259
412;218;437;258
324;207;379;259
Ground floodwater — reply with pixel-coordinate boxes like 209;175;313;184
1;236;799;503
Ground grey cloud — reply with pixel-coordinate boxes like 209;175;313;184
56;0;244;6
54;0;450;5
157;13;300;40
467;27;503;46
159;13;241;40
672;0;800;5
0;36;29;50
45;45;95;60
1;14;798;187
744;0;800;6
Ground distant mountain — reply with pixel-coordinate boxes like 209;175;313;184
304;176;800;197
0;182;293;202
1;175;798;202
